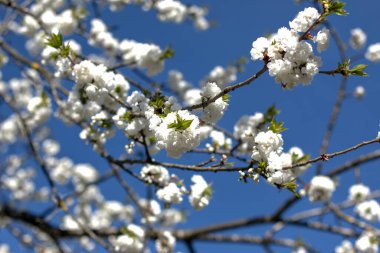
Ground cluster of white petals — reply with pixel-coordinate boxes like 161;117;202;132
111;224;145;253
201;65;238;89
156;182;184;203
350;28;367;49
348;184;371;203
289;7;319;32
355;200;380;222
140;165;170;186
307;175;335;202
366;43;380;63
335;240;354;253
250;7;327;89
155;230;176;253
234;113;265;153
200;82;228;123
355;231;379;253
154;110;200;158
156;0;187;23
189;175;212;210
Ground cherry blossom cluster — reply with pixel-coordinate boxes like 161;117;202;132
250;7;328;89
141;164;212;210
103;0;210;30
1;0;380;252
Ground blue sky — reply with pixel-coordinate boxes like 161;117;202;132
1;0;380;252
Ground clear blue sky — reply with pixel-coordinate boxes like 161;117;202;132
1;0;380;252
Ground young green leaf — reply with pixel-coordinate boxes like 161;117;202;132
281;180;300;198
149;92;171;117
222;94;230;103
167;113;193;131
349;64;368;77
269;120;287;133
264;105;280;124
45;33;63;49
329;1;348;16
203;185;213;197
159;46;175;61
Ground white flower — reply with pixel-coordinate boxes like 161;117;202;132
156;182;183;203
168;70;192;96
315;28;330;52
139;199;161;224
210;130;232;150
73;164;98;184
233;113;264;153
307;175;335;202
348;184;370;203
335;240;354;253
48;157;73;184
0;244;10;253
365;43;380;62
355;200;380;222
202;65;237;89
355;231;378;253
156;0;187;23
155;230;176;253
266;152;295;185
187;5;210;30
350;28;367;49
160;208;185;226
154;110;200;158
140;165;169;186
267;36;321;89
189;175;212;210
289;146;309;175
101;201;134;222
354;86;365;99
251;130;283;162
183;88;202;107
112;224;145;253
289;7;320;33
251;37;269;60
42;139;60;156
61;215;81;231
200;82;228;123
292;247;307;253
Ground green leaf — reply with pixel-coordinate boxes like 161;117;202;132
281;180;300;197
291;154;310;164
369;237;379;245
337;59;350;75
36;91;49;109
159;46;175;61
79;87;88;104
222;94;230;103
349;64;368;77
121;112;133;122
257;160;267;174
264;105;280;124
203;185;213;197
60;43;71;58
45;33;63;49
115;86;123;96
269;119;287;133
100;119;113;129
329;1;348;16
149;92;171;118
120;227;138;238
167;113;193;132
